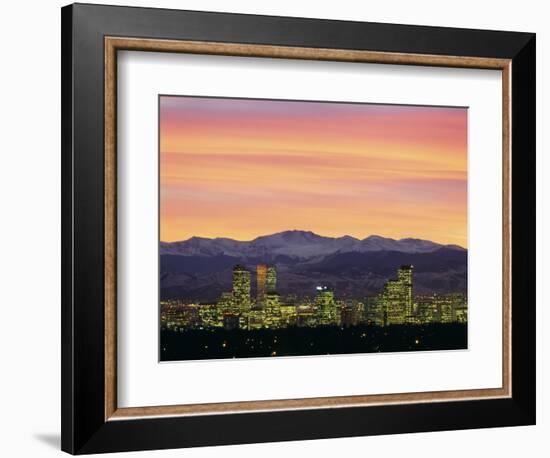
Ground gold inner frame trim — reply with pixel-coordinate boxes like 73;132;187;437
104;36;512;421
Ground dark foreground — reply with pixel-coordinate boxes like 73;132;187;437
160;323;467;361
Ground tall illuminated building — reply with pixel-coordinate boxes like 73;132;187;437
264;292;281;328
315;286;338;325
232;265;251;313
256;264;267;304
381;279;405;325
397;265;414;321
378;265;414;325
266;266;277;293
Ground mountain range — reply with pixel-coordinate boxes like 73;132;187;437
160;230;467;302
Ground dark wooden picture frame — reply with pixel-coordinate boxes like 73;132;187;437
61;3;535;454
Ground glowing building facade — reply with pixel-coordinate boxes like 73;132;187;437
198;303;220;328
266;266;277;293
378;265;414;325
256;264;267;304
315;286;338;325
232;265;251;313
264;292;282;328
397;265;413;320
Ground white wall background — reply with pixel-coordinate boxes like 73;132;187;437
0;0;544;456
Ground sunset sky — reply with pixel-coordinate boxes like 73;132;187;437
160;96;467;247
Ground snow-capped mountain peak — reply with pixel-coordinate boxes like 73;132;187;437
160;230;464;259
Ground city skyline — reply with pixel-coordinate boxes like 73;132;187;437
161;261;467;360
162;263;467;331
160;96;467;247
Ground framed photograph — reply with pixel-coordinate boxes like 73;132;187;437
61;3;536;454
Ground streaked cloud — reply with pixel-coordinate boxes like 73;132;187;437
160;96;467;247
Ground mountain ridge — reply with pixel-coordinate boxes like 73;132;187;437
160;230;465;259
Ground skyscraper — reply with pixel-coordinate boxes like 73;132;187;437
378;265;414;325
256;264;267;304
266;266;277;293
232;265;251;313
380;279;405;325
315;286;338;325
264;292;281;328
397;265;413;321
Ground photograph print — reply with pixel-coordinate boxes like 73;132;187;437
159;95;468;362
